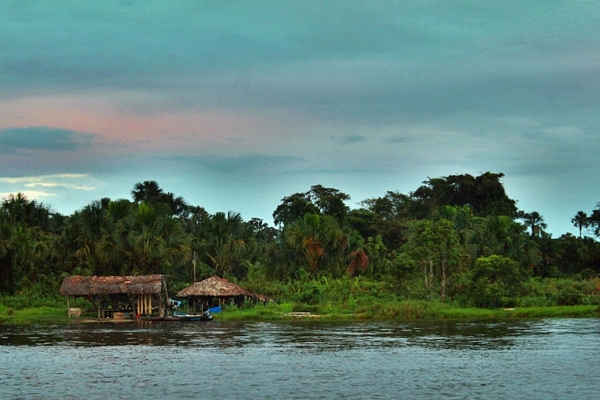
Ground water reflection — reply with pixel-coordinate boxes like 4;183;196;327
1;319;599;399
0;318;588;351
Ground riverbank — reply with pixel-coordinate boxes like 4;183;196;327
0;305;69;325
3;302;597;325
213;302;600;321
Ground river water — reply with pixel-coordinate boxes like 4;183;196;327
1;318;599;399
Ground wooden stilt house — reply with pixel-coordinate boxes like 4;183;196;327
60;275;169;318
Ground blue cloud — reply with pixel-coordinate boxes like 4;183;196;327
0;127;95;154
339;135;367;145
182;154;304;174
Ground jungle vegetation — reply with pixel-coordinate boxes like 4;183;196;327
2;172;600;312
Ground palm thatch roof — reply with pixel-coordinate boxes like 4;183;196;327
60;275;167;296
176;276;252;298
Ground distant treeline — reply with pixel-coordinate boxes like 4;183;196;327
2;172;600;309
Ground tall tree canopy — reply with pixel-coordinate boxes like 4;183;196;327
409;172;517;218
273;185;350;227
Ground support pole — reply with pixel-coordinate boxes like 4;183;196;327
193;251;197;283
66;296;71;317
159;293;163;317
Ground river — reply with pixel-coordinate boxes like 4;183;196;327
1;318;599;399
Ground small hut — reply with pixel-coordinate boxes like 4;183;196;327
60;275;169;318
177;276;258;312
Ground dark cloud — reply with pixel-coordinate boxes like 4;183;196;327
1;1;599;236
0;127;95;154
2;0;598;124
386;136;411;144
338;135;367;145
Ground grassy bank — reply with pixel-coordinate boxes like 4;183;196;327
4;275;600;325
0;305;70;325
212;301;600;322
1;303;597;325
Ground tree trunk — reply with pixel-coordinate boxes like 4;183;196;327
428;259;434;298
441;262;446;303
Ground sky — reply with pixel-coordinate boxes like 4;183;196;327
1;0;599;237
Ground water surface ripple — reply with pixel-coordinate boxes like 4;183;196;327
1;318;599;399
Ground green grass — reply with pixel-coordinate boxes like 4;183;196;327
1;303;597;324
0;305;70;325
211;302;600;322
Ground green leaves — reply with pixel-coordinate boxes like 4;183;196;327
470;255;529;308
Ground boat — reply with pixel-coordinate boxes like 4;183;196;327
173;310;214;322
137;310;213;322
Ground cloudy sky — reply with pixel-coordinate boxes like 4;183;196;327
1;0;599;236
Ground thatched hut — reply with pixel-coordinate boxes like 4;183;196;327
60;275;169;318
177;276;268;312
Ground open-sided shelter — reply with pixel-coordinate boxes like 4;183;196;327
177;276;259;312
60;275;169;318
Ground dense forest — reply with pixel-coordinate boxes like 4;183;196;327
2;172;600;309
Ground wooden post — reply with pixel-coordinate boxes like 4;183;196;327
193;251;197;283
97;297;101;319
159;293;163;317
66;295;71;317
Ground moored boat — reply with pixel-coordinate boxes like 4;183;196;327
173;310;214;321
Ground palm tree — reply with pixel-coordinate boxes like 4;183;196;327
571;211;589;238
131;181;164;204
204;211;252;277
97;202;190;276
348;248;369;276
1;193;52;230
284;213;347;275
163;192;187;216
521;211;547;237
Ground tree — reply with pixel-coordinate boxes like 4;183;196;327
131;180;164;203
163;192;188;216
408;172;517;219
361;191;411;220
0;217;53;294
571;211;589;238
273;193;317;227
284;213;348;275
520;211;548;237
307;185;351;224
130;181;188;216
589;205;600;237
348;248;369;276
96;202;190;276
403;219;461;302
2;193;53;231
273;185;351;227
470;255;529;308
431;219;462;302
204;211;254;278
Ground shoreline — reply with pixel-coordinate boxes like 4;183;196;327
3;304;598;325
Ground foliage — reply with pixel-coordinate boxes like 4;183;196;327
3;174;600;320
468;255;530;308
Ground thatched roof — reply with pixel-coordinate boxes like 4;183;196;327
60;275;166;296
176;276;252;298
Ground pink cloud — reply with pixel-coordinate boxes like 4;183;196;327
0;93;301;154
